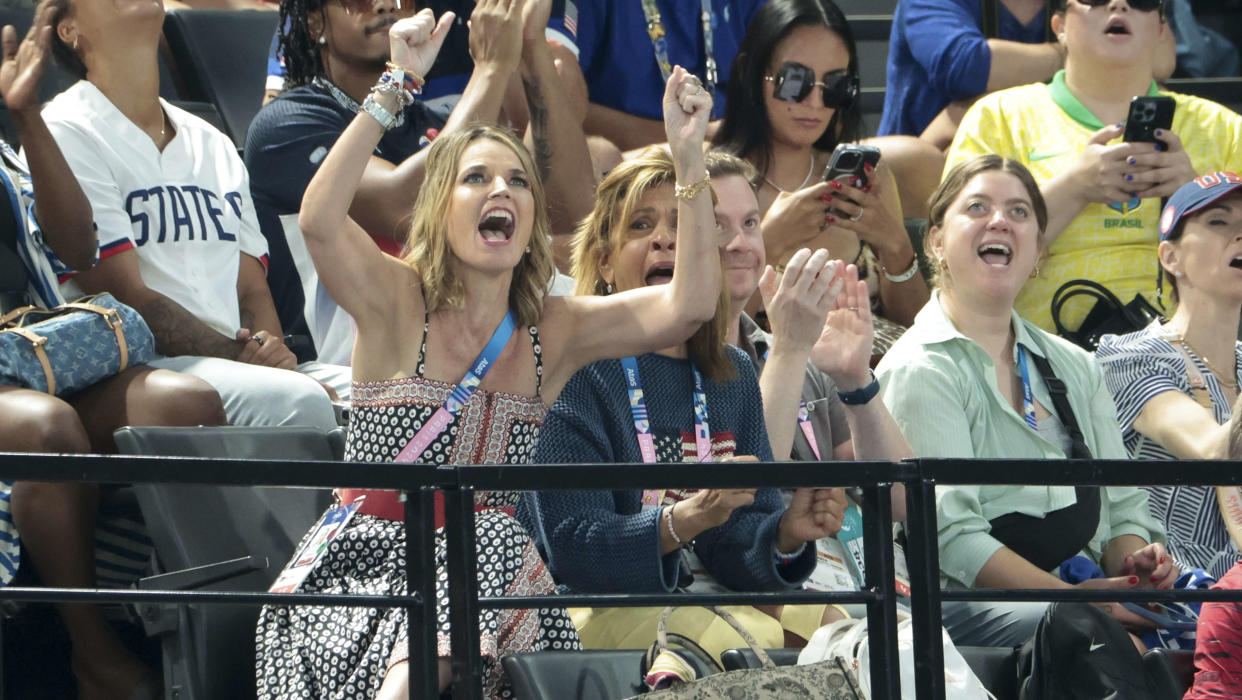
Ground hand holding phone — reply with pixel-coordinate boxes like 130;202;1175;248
822;144;881;188
1122;95;1175;149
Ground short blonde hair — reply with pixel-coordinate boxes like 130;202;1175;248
404;124;555;328
570;147;734;382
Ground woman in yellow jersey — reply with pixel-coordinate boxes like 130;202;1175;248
945;0;1242;337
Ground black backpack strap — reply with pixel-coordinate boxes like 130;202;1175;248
981;0;999;38
1025;348;1094;459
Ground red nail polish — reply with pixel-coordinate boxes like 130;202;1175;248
829;181;842;191
863;185;872;193
1159;556;1165;564
1150;575;1159;583
824;195;834;203
864;163;874;173
1128;576;1139;585
825;215;836;223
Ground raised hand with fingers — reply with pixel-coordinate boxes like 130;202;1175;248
663;65;712;173
811;263;874;392
759;248;841;355
0;0;54;114
389;8;456;83
468;0;524;76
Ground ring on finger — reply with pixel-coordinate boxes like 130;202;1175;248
848;207;865;223
848;306;859;313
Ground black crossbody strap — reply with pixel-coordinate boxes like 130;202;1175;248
981;0;998;38
1026;350;1094;459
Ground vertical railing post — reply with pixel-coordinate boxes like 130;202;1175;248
904;476;945;700
444;486;481;699
405;486;439;700
861;481;900;699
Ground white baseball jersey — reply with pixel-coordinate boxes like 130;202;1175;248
41;81;267;336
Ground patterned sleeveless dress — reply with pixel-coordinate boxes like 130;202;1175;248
255;320;580;699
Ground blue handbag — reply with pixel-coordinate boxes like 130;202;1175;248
0;293;155;396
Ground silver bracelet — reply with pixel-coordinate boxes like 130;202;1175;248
360;94;398;131
882;255;920;283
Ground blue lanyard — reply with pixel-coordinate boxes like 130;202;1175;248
639;0;717;95
621;356;713;464
1016;345;1038;431
395;310;516;462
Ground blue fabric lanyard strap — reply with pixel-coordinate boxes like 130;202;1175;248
621;356;713;464
639;0;717;94
1016;344;1038;430
394;310;516;462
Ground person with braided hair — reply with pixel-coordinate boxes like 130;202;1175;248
246;0;594;365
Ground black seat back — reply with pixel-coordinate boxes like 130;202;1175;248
161;9;279;149
502;650;656;700
113;426;342;700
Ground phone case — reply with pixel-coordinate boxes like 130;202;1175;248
1123;96;1176;144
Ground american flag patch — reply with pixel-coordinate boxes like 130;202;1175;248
563;0;578;38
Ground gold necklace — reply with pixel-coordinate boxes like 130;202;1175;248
1172;331;1239;389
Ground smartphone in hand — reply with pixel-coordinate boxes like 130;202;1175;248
822;143;882;188
1122;95;1175;147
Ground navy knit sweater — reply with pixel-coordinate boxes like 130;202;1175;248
522;347;815;593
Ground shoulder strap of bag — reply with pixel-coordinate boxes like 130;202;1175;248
655;606;768;669
1050;279;1126;341
980;0;998;38
1026;350;1094;459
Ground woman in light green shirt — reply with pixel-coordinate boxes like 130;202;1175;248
876;155;1175;648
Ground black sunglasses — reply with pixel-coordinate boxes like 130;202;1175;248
1072;0;1164;12
764;62;857;110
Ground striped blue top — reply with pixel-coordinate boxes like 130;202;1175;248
1097;321;1242;580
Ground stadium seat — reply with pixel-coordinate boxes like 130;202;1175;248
1143;647;1195;700
502;649;719;700
161;9;278;149
113;426;343;700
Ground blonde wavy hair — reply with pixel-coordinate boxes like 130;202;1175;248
570;147;734;382
403;124;555;328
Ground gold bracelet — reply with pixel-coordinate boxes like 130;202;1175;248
673;176;711;201
385;60;425;88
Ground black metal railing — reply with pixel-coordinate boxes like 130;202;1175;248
7;452;1242;699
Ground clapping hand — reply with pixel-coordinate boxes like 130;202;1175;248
389;8;455;81
0;0;53;114
467;0;525;76
810;263;874;392
758;248;842;355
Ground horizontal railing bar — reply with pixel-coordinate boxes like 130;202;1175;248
0;586;425;608
478;590;879;609
942;588;1242;603
919;458;1242;486
455;461;917;490
0;452;453;490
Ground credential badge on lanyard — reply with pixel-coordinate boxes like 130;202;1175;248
625;356;712;508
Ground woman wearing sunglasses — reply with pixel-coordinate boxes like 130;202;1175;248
945;0;1242;338
712;0;931;351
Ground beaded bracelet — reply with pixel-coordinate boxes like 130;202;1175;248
774;541;806;564
374;68;415;108
385;60;425;94
664;503;684;546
